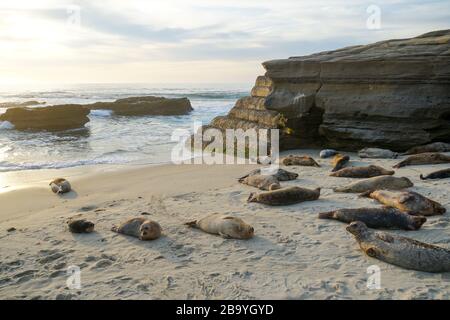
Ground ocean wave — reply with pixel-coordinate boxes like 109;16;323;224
89;109;114;117
0;121;15;130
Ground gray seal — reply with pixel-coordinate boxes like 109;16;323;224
330;165;394;178
238;168;298;182
111;217;161;241
420;168;450;180
248;186;320;206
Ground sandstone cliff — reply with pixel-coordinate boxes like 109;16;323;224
204;30;450;151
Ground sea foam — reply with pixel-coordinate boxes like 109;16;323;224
0;121;15;130
89;109;114;117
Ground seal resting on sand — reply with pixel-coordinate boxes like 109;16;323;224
403;142;450;155
358;148;398;159
185;213;254;239
320;149;338;159
360;190;446;216
248;186;320;206
239;174;280;191
330;165;394;178
333;176;413;193
318;207;426;230
49;178;71;194
238;168;298;182
331;154;350;172
420;168;450;180
393;153;450;168
68;219;95;233
346;221;450;272
111;217;161;240
281;155;320;167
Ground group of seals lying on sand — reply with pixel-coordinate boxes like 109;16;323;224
281;155;320;167
248;186;321;206
346;221;450;273
185;213;254;239
420;168;450;180
319;207;426;230
393;152;450;168
360;190;446;216
330;165;394;178
403;142;450;155
333;176;413;193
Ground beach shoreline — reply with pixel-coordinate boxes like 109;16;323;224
1;149;449;299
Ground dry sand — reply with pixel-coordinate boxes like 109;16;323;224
0;150;449;300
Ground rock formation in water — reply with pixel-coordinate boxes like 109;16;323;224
0;105;90;131
203;30;450;151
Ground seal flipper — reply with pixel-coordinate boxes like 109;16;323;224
318;211;335;219
184;220;198;228
111;225;119;233
247;193;257;203
219;232;232;239
419;174;426;180
359;190;373;198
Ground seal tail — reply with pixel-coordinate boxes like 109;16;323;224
358;190;373;198
238;175;248;183
410;216;427;230
111;225;119;233
184;220;198;228
318;211;335;219
247;192;257;203
419;174;426;180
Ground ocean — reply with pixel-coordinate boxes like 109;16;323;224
0;83;249;172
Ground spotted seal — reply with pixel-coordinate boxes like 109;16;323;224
281;155;320;167
185;213;254;239
238;168;298;182
403;142;450;155
111;217;161;241
420;168;450;180
358;148;398;159
248;186;320;206
68;219;95;233
49;178;71;194
393;152;450;169
239;174;281;191
330;165;394;178
333;176;413;193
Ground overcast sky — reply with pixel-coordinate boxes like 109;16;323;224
0;0;449;85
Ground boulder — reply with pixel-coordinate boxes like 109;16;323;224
0;105;90;131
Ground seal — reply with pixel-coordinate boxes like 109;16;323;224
393;152;450;168
49;178;71;194
358;148;398;159
320;149;338;159
281;155;320;167
333;176;413;193
185;213;254;239
318;207;426;230
238;168;298;182
346;221;450;272
360;190;446;216
68;219;95;233
248;186;320;206
111;217;161;240
403;142;450;155
330;165;394;178
331;154;350;172
239;174;281;191
420;168;450;180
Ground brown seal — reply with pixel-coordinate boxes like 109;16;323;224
111;217;161;240
239;174;280;191
185;213;254;239
393;152;450;168
281;155;320;167
360;190;446;216
49;178;71;194
420;168;450;180
238;168;298;182
68;219;95;233
403;142;450;155
331;154;350;172
346;221;450;273
333;176;413;193
248;186;320;206
318;207;426;230
330;165;394;178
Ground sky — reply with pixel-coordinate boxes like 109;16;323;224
0;0;449;85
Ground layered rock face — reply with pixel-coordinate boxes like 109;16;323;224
206;30;450;151
0;105;90;131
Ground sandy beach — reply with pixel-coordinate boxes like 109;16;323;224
1;150;449;300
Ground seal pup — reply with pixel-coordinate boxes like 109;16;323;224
331;154;350;172
393;152;450;168
238;168;298;182
49;178;71;194
239;174;281;191
330;165;394;178
185;213;254;239
346;221;450;273
403;142;450;155
333;176;413;193
111;217;161;241
68;219;95;233
320;149;338;159
360;190;446;216
248;186;320;206
420;168;450;180
281;155;320;167
318;207;426;230
358;148;398;159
